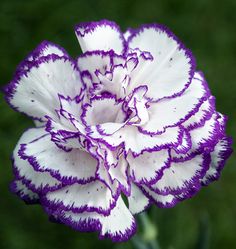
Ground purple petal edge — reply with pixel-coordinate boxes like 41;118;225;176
127;23;196;102
75;19;128;55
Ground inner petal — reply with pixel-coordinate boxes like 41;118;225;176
82;95;126;126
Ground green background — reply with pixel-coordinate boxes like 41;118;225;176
0;0;235;248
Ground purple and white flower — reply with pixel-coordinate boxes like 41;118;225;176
5;20;232;241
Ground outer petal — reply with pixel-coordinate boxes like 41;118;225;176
183;96;215;130
13;40;69;75
13;128;61;193
127;24;195;100
127;149;170;184
149;153;210;195
140;72;210;134
19;132;98;185
89;125;183;156
10;180;39;204
173;130;192;154
28;41;69;61
57;197;136;242
188;113;221;152
128;183;150;215
140;186;178;208
172;113;222;160
202;137;233;185
75;20;126;54
42;181;117;215
6;55;83;121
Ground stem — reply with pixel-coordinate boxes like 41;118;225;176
131;212;162;249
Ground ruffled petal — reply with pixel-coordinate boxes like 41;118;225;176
127;24;195;100
126;85;150;126
58;94;84;119
171;113;222;160
90;125;183;156
128;183;150;214
77;50;113;87
140;72;210;134
173;130;192;154
189;113;221;150
82;95;126;135
108;157;130;195
57;197;136;242
140;186;178;208
13;40;69;75
45;115;86;152
149;153;210;195
95;64;129;98
28;40;69;61
6;55;83;121
82;95;124;125
75;20;126;54
127;149;170;184
13;128;62;193
202;137;233;185
10;180;39;204
183;96;215;130
19;132;98;185
43;181;117;215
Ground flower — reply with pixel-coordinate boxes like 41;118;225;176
5;20;232;242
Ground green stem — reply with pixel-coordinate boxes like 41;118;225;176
131;212;161;249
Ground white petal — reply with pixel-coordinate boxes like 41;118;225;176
82;96;125;126
95;162;120;195
13;128;61;192
77;51;112;86
14;41;69;75
189;113;220;152
90;125;183;156
96;64;128;98
171;114;220;159
75;20;126;54
128;24;195;100
8;56;83;120
108;157;130;195
46;116;86;151
58;95;83;119
127;85;149;126
141;185;177;208
202;137;232;185
190;114;218;147
127;149;170;184
11;180;39;203
82;96;126;135
124;29;134;41
20;132;98;184
128;183;149;214
141;73;209;134
150;154;208;194
183;96;215;130
60;197;136;242
44;181;115;214
32;40;69;59
173;130;191;154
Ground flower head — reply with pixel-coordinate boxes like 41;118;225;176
5;20;232;241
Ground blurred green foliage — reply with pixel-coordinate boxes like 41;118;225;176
0;0;235;249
